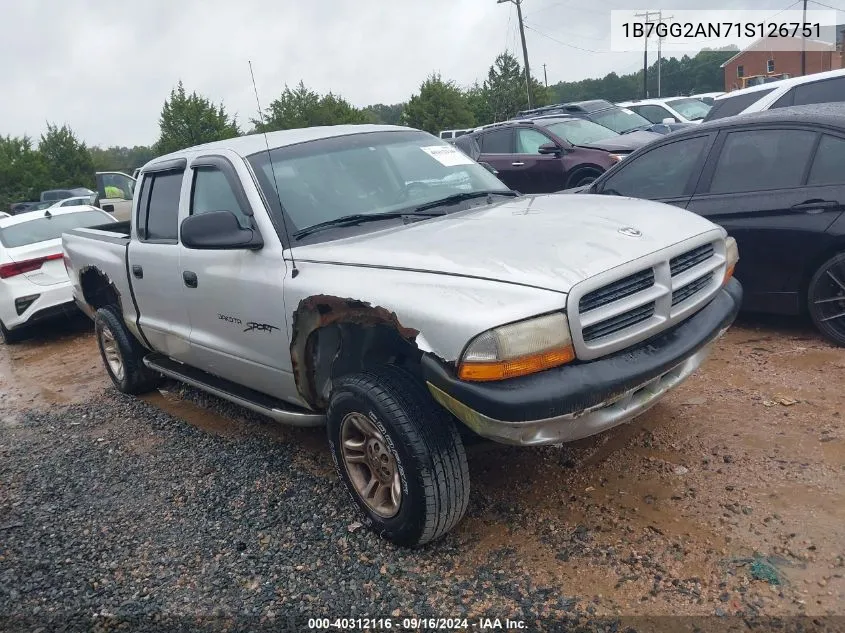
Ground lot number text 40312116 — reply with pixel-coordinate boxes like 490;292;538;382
307;617;527;630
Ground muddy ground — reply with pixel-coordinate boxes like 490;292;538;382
1;314;843;626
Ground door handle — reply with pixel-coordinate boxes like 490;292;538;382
183;271;198;288
511;162;525;166
791;199;839;213
131;265;143;279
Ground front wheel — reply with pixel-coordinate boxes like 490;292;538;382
808;252;845;346
327;367;470;546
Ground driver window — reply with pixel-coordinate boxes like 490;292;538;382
516;128;552;154
190;167;251;229
102;173;135;200
601;135;709;199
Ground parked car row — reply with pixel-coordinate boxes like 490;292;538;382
8;171;137;221
565;103;845;346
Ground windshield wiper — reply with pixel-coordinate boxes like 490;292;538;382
293;210;446;240
413;190;517;214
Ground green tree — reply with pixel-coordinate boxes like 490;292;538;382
0;135;49;210
480;52;550;122
362;103;406;125
90;145;155;173
38;124;95;189
465;82;493;127
155;81;240;155
402;74;475;134
256;81;367;131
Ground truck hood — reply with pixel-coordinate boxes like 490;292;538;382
292;194;722;294
576;130;662;152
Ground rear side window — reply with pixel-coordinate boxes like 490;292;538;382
708;129;817;194
808;135;845;185
138;171;183;241
599;135;709;199
793;77;845;106
478;128;513;153
703;88;776;121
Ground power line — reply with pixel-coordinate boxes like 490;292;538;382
523;20;607;42
522;23;613;54
498;0;534;108
808;0;844;10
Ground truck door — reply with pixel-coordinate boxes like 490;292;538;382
126;163;192;360
95;171;136;221
178;152;295;401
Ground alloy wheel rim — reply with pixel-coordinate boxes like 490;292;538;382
100;326;125;382
813;263;845;339
340;412;401;518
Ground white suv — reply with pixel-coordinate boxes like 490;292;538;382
703;68;845;122
618;98;711;124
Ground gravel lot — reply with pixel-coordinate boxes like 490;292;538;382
1;315;844;631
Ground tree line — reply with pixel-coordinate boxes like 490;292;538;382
1;47;735;210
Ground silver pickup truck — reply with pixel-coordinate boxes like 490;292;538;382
63;124;742;546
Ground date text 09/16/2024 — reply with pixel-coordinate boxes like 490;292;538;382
307;617;526;630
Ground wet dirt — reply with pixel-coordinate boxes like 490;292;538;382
1;313;843;616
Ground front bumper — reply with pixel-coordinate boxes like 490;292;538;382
422;278;742;446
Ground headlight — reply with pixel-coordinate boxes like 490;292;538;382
724;236;739;285
609;153;629;163
457;312;575;382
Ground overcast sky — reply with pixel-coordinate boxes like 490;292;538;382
1;0;837;147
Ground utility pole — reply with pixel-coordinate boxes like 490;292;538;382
543;63;548;87
656;11;673;97
634;10;660;98
801;0;808;75
498;0;533;109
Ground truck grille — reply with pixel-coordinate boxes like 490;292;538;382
569;236;727;360
583;302;655;342
672;272;714;306
579;269;655;313
670;243;715;276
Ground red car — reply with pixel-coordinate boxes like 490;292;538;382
456;116;661;193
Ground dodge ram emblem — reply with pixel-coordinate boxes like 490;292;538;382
618;226;642;238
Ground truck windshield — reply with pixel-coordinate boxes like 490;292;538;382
0;210;110;248
247;130;509;232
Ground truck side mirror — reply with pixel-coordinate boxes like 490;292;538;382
181;210;263;250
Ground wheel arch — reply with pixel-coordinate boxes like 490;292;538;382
290;295;425;410
566;164;605;189
79;266;123;313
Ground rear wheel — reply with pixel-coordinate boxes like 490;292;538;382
94;306;162;394
0;319;26;344
807;253;845;347
327;366;470;547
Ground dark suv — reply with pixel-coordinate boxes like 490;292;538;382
455;117;661;193
515;100;694;135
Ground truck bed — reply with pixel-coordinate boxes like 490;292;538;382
62;221;136;324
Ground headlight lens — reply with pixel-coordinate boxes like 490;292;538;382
724;236;739;284
458;312;575;382
609;152;629;164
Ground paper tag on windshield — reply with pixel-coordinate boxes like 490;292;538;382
421;145;474;167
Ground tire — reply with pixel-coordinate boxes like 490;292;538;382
570;170;602;188
94;306;162;394
807;252;845;347
0;319;26;344
327;366;470;547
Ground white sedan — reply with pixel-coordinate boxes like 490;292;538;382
0;206;116;343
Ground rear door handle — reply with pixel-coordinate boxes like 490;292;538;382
183;271;198;288
791;199;839;213
131;265;143;279
511;162;525;166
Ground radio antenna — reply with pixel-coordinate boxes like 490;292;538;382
249;60;299;278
